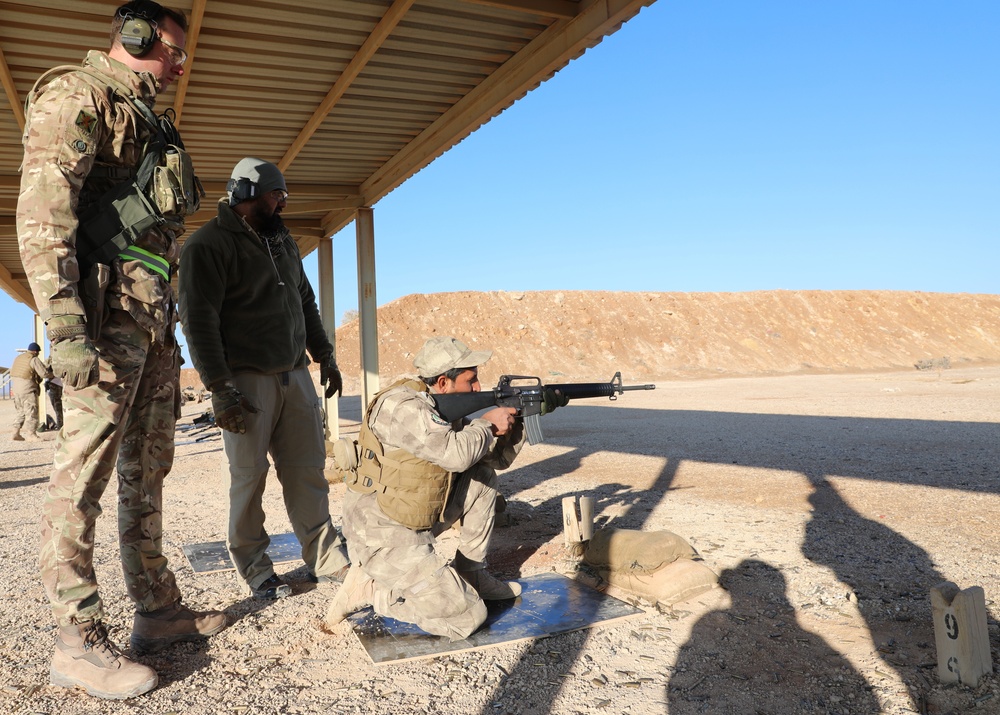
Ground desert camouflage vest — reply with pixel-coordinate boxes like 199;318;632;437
348;379;453;530
26;65;204;272
9;353;35;380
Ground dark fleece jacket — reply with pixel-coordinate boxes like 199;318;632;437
178;200;332;388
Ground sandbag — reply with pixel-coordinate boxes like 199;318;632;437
599;558;719;606
584;528;697;573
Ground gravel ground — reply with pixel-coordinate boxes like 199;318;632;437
1;365;998;715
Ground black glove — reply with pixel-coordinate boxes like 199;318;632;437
49;329;100;390
211;384;259;434
319;355;343;399
541;388;569;416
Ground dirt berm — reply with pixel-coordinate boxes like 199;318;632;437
328;290;1000;386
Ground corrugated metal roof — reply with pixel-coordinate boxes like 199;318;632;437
0;0;656;310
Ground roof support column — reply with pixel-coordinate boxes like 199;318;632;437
356;207;379;411
317;235;339;441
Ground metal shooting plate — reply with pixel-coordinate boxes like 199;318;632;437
182;532;303;574
348;571;645;664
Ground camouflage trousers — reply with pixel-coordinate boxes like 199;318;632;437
12;379;39;432
222;368;349;591
39;308;182;626
342;461;500;640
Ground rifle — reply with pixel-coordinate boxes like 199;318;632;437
431;372;655;445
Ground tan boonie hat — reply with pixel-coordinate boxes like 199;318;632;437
413;336;492;378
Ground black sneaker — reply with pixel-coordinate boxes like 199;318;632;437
249;575;291;600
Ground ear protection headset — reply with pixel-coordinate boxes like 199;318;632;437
226;177;258;203
117;1;163;58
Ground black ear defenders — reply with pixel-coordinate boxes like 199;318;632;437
117;1;163;57
227;177;258;202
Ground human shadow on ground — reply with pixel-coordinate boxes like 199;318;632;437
802;477;940;710
668;559;882;714
0;475;47;489
475;403;997;715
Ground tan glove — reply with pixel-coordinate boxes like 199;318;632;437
48;322;100;390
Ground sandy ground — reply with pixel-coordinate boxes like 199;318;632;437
1;363;998;715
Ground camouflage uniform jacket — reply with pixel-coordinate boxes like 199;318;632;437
16;51;181;343
368;382;526;478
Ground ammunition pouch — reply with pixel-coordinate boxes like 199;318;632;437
333;436;369;490
76;177;164;273
153;145;203;218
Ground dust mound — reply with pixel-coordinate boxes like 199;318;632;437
332;290;1000;384
179;290;1000;390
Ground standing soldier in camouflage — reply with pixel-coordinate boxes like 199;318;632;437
179;158;350;601
10;341;50;441
326;337;565;640
16;1;225;701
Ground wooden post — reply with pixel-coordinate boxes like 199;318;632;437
578;496;595;542
562;496;582;547
317;236;339;441
930;581;993;687
355;207;379;412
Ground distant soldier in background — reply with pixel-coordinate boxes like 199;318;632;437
16;0;224;700
10;341;50;441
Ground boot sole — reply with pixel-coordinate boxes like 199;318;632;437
50;667;157;700
130;619;228;654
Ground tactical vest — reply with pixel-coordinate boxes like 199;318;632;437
10;353;36;380
25;65;204;274
346;379;453;530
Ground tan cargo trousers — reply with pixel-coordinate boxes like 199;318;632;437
342;460;500;640
223;368;349;590
12;377;40;433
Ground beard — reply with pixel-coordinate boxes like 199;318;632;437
252;204;288;255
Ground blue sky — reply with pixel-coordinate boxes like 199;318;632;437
4;0;998;367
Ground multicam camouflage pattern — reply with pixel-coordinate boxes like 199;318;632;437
340;385;526;639
10;352;48;432
40;309;181;625
16;51;181;342
20;51;186;626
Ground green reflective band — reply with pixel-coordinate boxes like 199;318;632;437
118;245;171;281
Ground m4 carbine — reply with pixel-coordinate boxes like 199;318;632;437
431;372;655;445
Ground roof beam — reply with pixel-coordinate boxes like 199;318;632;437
457;0;579;19
277;0;417;173
279;198;366;215
198;181;361;199
0;259;34;310
171;0;207;125
0;45;25;133
354;0;653;207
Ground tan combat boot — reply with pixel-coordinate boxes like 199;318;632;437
324;565;375;627
12;429;24;441
50;621;157;700
458;568;522;600
131;600;228;654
